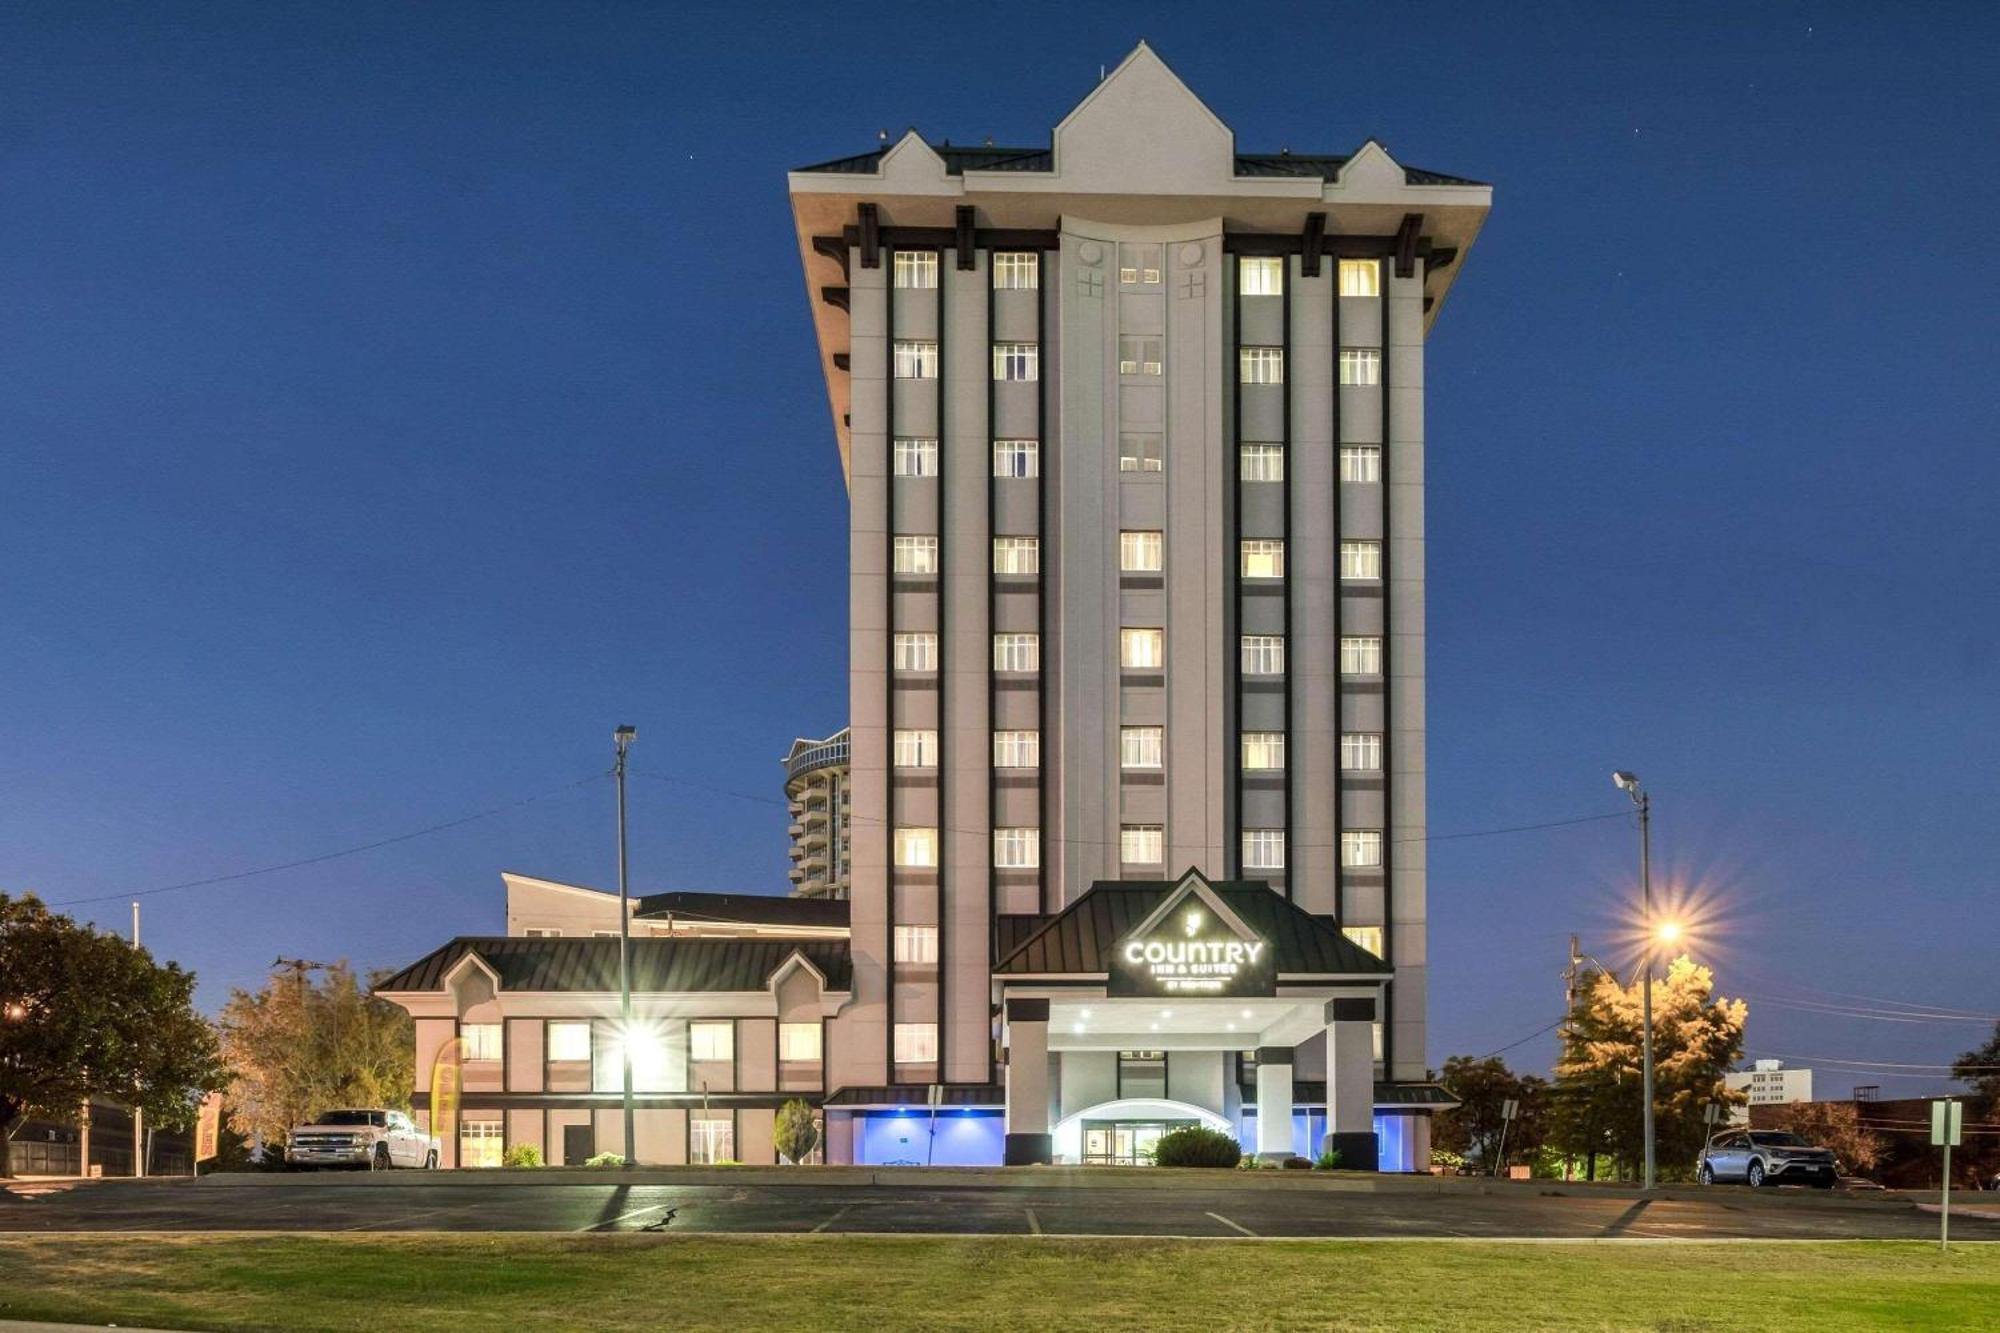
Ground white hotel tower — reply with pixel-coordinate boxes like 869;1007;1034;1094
788;45;1491;1167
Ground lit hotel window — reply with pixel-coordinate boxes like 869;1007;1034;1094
1119;433;1163;473
1118;243;1161;286
460;1024;502;1062
1340;732;1384;772
992;633;1040;673
546;1022;591;1063
1339;347;1382;386
1121;725;1163;769
1340;540;1382;581
993;342;1039;381
893;250;938;289
779;1023;822;1061
994;439;1039;478
459;1118;503;1169
992;536;1039;575
893;340;938;379
1340;636;1383;675
893;632;938;673
1239;256;1283;296
1338;260;1380;297
894;924;939;964
1341;829;1384;868
893;827;938;868
689;1021;734;1062
1241;635;1285;676
1240;539;1285;579
993;826;1041;869
1118;336;1162;376
992;729;1040;768
892;535;939;574
1241;732;1286;770
1239;347;1284;385
690;1113;734;1165
1119;530;1163;572
894;1022;938;1065
1240;444;1284;483
1242;829;1285;870
893;729;938;768
1121;628;1165;670
893;437;938;477
1121;825;1164;865
1342;924;1384;958
992;252;1039;289
1340;446;1381;484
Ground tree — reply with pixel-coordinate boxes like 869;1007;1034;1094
1548;956;1747;1180
0;893;225;1177
1433;1056;1547;1170
774;1098;820;1165
1765;1099;1886;1176
217;962;413;1147
1954;1022;2000;1105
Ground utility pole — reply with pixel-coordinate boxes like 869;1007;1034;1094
614;725;638;1168
131;902;143;1179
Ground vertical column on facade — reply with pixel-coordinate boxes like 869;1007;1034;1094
1323;996;1379;1169
1234;249;1287;893
1253;1046;1294;1160
1289;252;1337;914
847;241;892;1087
1002;998;1052;1165
1033;243;1056;917
1385;258;1428;1082
944;243;992;1084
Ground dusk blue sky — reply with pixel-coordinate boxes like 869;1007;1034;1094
4;2;1995;1096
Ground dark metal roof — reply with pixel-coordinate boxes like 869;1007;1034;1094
993;878;1391;977
374;936;851;995
1241;1082;1461;1109
824;1084;1006;1107
634;891;849;932
996;913;1049;959
796;142;1482;187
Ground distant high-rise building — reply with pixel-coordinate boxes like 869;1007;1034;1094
783;728;852;899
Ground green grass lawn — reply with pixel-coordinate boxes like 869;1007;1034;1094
0;1235;1994;1331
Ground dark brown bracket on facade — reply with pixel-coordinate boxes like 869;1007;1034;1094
1300;211;1326;278
820;286;850;312
832;352;851;371
811;234;851;278
955;206;976;270
1425;245;1459;274
1394;213;1423;279
857;202;880;269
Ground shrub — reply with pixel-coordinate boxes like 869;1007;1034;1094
502;1144;544;1168
1153;1126;1241;1169
1314;1147;1344;1171
774;1099;820;1165
584;1152;625;1167
1281;1155;1311;1169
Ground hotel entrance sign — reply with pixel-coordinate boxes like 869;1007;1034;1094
1111;905;1275;998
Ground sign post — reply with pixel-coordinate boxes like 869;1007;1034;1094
926;1084;943;1167
1931;1099;1962;1252
1492;1099;1520;1178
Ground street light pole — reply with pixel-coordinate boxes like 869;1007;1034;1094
1614;771;1656;1190
615;725;638;1169
132;902;143;1180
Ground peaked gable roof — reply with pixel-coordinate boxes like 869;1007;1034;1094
374;936;852;995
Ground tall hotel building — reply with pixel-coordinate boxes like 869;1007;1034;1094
382;45;1487;1171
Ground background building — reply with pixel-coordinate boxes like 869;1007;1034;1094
1726;1058;1814;1123
783;728;853;899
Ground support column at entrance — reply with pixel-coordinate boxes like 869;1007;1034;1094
1003;998;1051;1165
1325;996;1379;1171
1254;1046;1294;1161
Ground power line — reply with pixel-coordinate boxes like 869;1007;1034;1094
1738;995;1999;1026
49;772;608;909
1472;1015;1566;1061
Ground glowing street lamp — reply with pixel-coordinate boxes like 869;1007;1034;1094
1613;769;1659;1190
615;724;638;1168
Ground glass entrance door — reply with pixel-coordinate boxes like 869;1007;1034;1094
1081;1119;1197;1165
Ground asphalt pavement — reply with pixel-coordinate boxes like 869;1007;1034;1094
3;1175;1992;1240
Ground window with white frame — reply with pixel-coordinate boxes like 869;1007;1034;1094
1340;540;1382;580
893;437;939;477
894;1022;938;1065
992;251;1039;289
1341;829;1384;868
1338;259;1380;297
690;1112;734;1165
1339;347;1382;386
1241;635;1285;676
779;1022;822;1061
993;826;1040;868
993;342;1039;381
1118;336;1162;376
1119;530;1164;572
1239;256;1284;296
894;924;939;964
893;250;938;289
893;632;938;672
892;729;938;768
893;340;938;379
992;632;1040;672
994;439;1039;478
1241;731;1286;770
992;729;1040;768
893;826;938;867
1340;732;1384;771
892;535;938;574
1239;347;1284;385
1121;627;1165;669
459;1118;503;1169
1121;824;1164;864
1342;924;1384;958
460;1023;502;1062
1242;829;1286;870
1340;636;1383;675
523;927;561;938
1120;725;1164;769
689;1021;734;1062
1240;539;1285;579
1240;444;1284;482
992;536;1039;575
1340;445;1382;483
1119;433;1163;472
547;1021;591;1063
1118;243;1162;285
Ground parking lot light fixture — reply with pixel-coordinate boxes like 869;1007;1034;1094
1614;768;1658;1190
615;724;638;1169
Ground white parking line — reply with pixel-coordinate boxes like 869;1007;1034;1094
811;1203;854;1233
584;1202;677;1233
340;1208;451;1232
1025;1207;1042;1235
1205;1211;1257;1237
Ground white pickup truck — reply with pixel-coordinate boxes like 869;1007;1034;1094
286;1108;440;1171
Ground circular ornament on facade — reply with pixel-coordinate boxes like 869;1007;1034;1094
1179;242;1204;266
1077;241;1103;266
